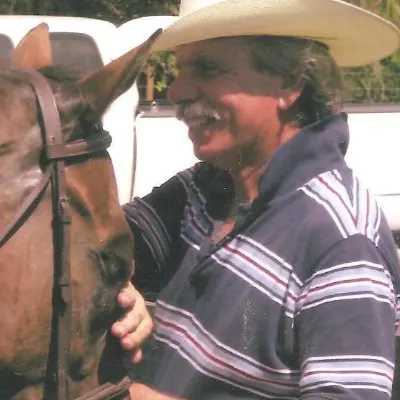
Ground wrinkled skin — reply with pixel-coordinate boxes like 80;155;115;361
0;24;160;399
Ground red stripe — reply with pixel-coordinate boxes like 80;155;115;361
154;315;292;386
310;277;391;293
225;244;297;301
298;276;394;302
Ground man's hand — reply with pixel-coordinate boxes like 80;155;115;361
111;283;153;363
129;383;186;400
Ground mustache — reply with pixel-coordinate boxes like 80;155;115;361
176;102;221;124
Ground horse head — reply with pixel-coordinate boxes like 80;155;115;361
0;23;160;399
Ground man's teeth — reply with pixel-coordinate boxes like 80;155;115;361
187;114;220;129
212;111;221;120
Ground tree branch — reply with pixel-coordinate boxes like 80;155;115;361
100;0;125;19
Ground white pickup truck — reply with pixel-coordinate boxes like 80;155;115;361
0;15;139;205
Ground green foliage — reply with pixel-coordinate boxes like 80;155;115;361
148;51;179;93
341;0;400;103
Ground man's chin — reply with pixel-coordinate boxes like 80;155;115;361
193;148;228;168
193;148;217;164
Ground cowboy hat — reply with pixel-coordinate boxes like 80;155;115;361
150;0;400;67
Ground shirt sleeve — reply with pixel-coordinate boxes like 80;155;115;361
122;170;190;299
295;234;397;400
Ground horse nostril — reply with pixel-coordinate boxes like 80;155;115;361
98;251;131;286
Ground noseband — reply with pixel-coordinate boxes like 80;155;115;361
0;60;131;399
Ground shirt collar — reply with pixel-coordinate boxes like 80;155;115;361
257;112;350;202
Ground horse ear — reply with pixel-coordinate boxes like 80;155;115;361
79;29;162;117
12;23;53;69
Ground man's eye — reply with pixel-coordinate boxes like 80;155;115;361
197;63;219;78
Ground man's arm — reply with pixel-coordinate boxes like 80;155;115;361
296;234;397;399
122;167;190;297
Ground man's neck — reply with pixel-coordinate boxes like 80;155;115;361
226;163;265;215
221;123;301;215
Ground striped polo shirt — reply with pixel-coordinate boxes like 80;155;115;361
124;113;400;399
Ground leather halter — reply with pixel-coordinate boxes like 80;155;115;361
0;60;131;399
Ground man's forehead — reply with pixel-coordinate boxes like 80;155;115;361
175;37;247;64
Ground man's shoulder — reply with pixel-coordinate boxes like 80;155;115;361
297;167;386;244
282;166;395;272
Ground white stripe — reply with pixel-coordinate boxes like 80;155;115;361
303;373;391;388
153;333;299;399
181;233;200;250
298;293;395;312
296;261;395;312
136;197;172;247
300;170;383;244
305;355;394;365
176;167;196;190
181;178;214;245
125;211;164;271
299;186;348;238
154;301;300;397
305;260;384;280
304;171;357;237
212;235;302;318
157;300;298;375
301;357;394;395
302;382;391;396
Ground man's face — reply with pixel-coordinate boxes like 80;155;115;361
168;37;287;169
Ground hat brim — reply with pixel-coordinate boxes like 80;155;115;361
151;0;400;67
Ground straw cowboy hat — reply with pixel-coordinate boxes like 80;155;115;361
150;0;400;67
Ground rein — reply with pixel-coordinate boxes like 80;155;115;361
0;60;131;400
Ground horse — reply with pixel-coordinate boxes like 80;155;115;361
0;23;160;400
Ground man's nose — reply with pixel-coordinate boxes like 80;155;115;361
167;70;199;105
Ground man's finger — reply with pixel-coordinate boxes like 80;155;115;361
130;348;143;364
111;309;143;338
120;318;153;350
117;286;137;308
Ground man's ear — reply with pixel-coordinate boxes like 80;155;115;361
12;23;53;69
278;78;306;110
78;29;162;118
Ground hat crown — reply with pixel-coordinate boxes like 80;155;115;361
179;0;226;16
154;0;400;67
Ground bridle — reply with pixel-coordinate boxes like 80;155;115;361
0;60;132;400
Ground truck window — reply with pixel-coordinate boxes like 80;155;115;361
0;34;13;57
50;32;103;77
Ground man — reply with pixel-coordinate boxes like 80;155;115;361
119;0;400;398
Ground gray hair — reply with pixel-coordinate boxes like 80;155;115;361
241;35;342;127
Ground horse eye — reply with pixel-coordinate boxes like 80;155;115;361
98;251;131;285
